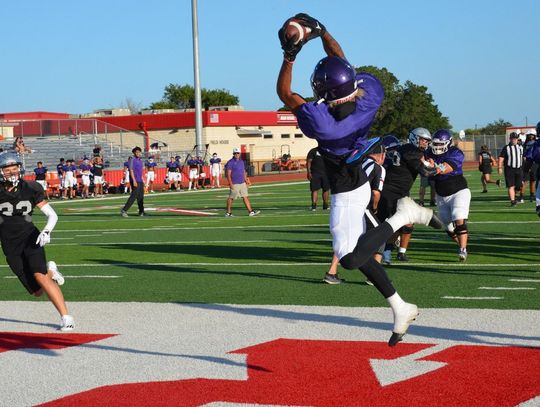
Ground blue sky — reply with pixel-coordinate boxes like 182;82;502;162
1;0;538;131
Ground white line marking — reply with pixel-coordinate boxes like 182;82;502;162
102;231;128;234
508;279;540;283
75;234;102;237
442;296;503;300
478;287;535;290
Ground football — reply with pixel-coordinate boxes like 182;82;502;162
285;19;312;45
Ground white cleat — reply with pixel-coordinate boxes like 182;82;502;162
48;261;64;286
60;315;75;332
388;303;419;346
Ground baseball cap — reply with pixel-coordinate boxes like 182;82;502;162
232;147;241;153
509;132;519;139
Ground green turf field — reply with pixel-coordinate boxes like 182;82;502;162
1;170;539;309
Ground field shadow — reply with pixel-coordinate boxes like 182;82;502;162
183;303;540;347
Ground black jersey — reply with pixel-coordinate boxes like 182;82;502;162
383;143;426;196
0;180;44;254
92;163;104;176
307;148;327;175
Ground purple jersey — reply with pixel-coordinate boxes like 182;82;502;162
187;159;199;169
166;161;178;171
129;157;144;182
224;157;246;185
426;146;468;196
34;167;47;180
295;73;384;157
525;140;540;164
210;157;221;165
79;163;92;173
146;161;157;170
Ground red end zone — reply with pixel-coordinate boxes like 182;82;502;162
40;339;540;406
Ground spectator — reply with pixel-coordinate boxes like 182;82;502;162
306;147;330;211
92;156;105;197
34;161;49;199
120;147;146;217
56;158;65;197
498;132;524;206
224;147;260;217
13;136;32;154
478;145;499;193
197;156;207;189
209;153;222;188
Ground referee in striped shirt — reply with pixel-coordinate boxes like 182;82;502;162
498;132;524;206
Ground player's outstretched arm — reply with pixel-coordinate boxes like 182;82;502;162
36;202;58;247
321;31;345;59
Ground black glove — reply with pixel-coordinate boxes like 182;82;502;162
278;22;303;62
293;13;326;39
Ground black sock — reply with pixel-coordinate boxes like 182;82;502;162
340;222;395;269
359;257;396;298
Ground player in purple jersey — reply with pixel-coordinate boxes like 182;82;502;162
426;129;471;261
34;161;49;199
524;122;540;215
79;159;93;199
0;152;74;331
277;13;442;345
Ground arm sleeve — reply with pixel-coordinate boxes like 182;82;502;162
40;203;58;233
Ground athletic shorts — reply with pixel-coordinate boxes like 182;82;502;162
330;181;371;260
124;170;130;184
523;161;538;182
93;175;103;185
82;174;91;186
479;165;492;175
229;183;249;199
5;230;47;294
420;175;431;188
310;172;330;192
199;172;206;178
167;172;179;182
211;167;221;177
435;188;471;227
36;180;48;191
189;169;198;180
504;167;523;189
63;173;77;188
146;172;155;182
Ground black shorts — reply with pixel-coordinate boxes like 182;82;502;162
310;172;330;192
523;161;538;182
504;167;523;189
479;165;492;175
5;230;47;294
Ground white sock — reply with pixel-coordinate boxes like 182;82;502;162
387;292;406;313
398;247;407;254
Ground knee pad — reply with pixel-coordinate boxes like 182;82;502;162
400;225;414;234
446;230;457;239
454;221;468;235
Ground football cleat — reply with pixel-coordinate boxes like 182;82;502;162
459;248;467;262
249;210;260;217
389;303;418;347
60;315;75;332
48;261;64;286
397;252;409;262
323;273;343;285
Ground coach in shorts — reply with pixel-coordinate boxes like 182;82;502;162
224;147;260;217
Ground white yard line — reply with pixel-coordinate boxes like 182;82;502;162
441;296;504;300
4;275;121;279
478;287;535;290
508;279;540;283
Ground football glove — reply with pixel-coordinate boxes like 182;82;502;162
278;22;303;62
36;230;51;247
293;13;326;40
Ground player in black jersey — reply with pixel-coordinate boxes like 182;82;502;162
376;128;438;262
0;152;74;331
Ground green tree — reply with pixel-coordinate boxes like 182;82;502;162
481;119;512;135
150;84;239;110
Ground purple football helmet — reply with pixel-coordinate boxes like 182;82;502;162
310;56;357;103
431;129;453;155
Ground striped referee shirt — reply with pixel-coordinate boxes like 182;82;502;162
499;143;523;168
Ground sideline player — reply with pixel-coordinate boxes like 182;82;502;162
277;13;442;345
79;158;92;199
210;153;222;188
524;122;540;215
426;129;471;261
306;146;330;211
92;156;105;197
145;156;157;193
0;152;74;331
478;145;499;193
34;161;49;199
187;156;200;190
